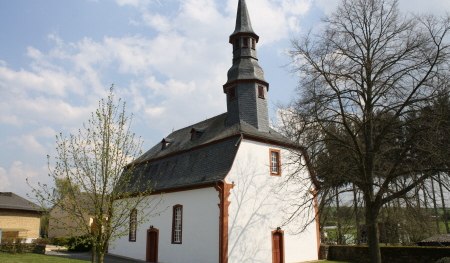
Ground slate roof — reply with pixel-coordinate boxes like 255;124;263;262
225;0;266;87
123;113;295;193
418;234;450;246
0;192;41;212
225;56;266;87
231;0;258;39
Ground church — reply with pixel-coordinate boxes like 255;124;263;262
109;0;320;262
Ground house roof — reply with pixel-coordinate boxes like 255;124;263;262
51;192;101;215
134;113;293;165
122;113;295;193
0;192;41;212
419;234;450;245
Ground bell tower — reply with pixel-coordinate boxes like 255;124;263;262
224;0;270;132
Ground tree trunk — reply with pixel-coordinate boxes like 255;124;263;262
353;184;361;245
97;252;104;263
422;182;428;210
91;245;97;263
336;187;343;244
431;177;441;234
366;202;381;263
414;175;421;209
438;173;449;233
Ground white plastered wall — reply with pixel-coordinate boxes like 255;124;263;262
109;187;220;263
226;139;319;263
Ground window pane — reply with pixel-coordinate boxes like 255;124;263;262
129;209;137;242
258;86;265;99
270;150;280;175
172;205;183;243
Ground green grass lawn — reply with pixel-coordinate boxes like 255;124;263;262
0;252;88;263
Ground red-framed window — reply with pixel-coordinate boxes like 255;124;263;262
270;149;281;176
172;205;183;244
129;209;137;242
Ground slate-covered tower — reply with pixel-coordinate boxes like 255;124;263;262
224;0;270;132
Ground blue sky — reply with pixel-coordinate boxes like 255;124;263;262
0;0;449;199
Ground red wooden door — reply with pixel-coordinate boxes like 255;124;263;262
146;228;158;263
272;230;284;263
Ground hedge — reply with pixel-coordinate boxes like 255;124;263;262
0;243;45;254
323;245;450;263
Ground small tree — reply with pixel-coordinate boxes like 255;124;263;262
30;87;155;263
283;0;450;262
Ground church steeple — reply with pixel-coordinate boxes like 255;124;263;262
230;0;258;41
224;0;270;132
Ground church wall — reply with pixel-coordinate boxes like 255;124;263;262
226;139;319;263
109;187;220;263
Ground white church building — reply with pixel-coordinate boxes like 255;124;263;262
109;0;320;262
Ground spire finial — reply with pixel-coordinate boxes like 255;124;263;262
234;0;255;35
229;0;258;43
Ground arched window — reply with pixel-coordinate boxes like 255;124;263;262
270;149;281;176
129;209;137;242
172;205;183;244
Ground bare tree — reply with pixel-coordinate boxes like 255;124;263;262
30;87;155;263
284;0;450;262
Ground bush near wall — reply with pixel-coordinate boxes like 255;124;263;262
326;245;450;263
0;241;45;254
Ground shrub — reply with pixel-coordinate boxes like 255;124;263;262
67;235;92;252
0;238;44;254
436;258;450;263
33;238;48;245
49;237;69;246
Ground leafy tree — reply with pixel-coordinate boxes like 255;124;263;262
30;87;155;263
283;0;450;262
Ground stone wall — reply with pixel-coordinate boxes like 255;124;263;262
325;245;450;263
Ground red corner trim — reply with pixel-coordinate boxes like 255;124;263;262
312;189;321;256
215;181;234;263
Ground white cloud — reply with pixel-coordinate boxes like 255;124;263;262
145;106;166;117
314;0;338;15
314;0;450;17
142;13;172;32
116;0;146;7
241;0;311;44
0;167;11;191
12;135;47;155
398;0;450;16
11;127;56;155
0;162;47;198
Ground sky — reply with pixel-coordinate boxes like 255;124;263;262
0;0;449;200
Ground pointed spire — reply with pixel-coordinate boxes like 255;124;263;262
224;0;267;89
223;0;270;132
230;0;259;43
233;0;255;35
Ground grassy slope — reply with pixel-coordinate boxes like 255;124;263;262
0;253;88;263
